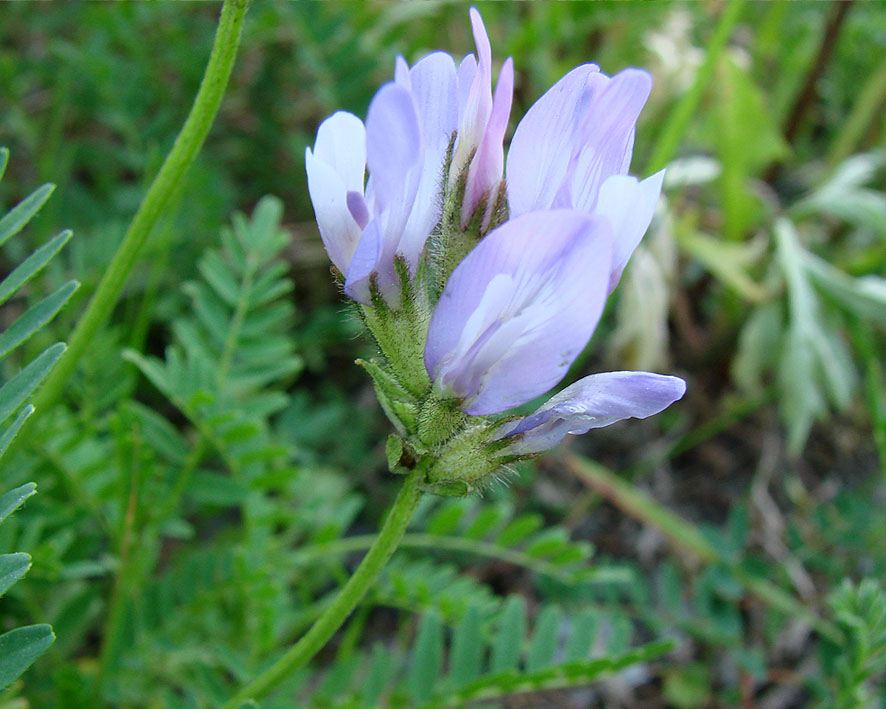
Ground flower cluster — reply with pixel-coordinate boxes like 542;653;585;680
306;8;685;495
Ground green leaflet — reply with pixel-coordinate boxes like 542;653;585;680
0;485;53;690
0;149;75;688
0;625;56;690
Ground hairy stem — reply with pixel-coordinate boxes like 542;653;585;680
19;0;249;443
221;468;424;707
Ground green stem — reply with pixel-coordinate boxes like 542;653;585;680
95;418;143;699
563;452;842;643
222;469;424;708
824;57;886;172
19;0;249;443
287;533;618;586
645;0;744;175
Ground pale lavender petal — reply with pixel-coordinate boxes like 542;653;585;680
398;52;460;267
346;190;370;230
470;6;491;71
463;56;514;224
498;371;686;454
365;83;421;214
451;8;493;173
305;112;367;273
594;170;665;292
311;111;366;193
344;220;396;304
407;51;459;153
394;55;410;86
506;64;600;216
305;149;362;274
567;68;652;212
457;53;478;119
425;210;614;415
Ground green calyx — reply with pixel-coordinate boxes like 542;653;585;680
357;358;418;435
360;341;515;497
425;422;502;485
353;146;518;497
360;257;432;399
417;393;467;447
422;141;510;305
385;419;515;498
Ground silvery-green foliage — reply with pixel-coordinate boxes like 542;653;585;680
730;153;886;455
792;151;886;238
0;148;76;689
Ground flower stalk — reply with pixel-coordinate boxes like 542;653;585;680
222;467;424;707
19;0;250;444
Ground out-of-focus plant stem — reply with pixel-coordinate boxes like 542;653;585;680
825;57;886;173
781;0;853;146
563;452;842;643
95;419;143;700
16;0;249;448
221;468;424;708
645;0;744;175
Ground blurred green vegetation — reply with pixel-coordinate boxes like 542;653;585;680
1;1;885;706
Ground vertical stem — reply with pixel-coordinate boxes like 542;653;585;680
221;469;424;708
563;452;841;642
645;0;744;175
781;0;853;145
824;57;886;172
95;418;143;699
19;0;250;443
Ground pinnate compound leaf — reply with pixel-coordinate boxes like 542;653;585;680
775;219;857;453
0;151;64;689
428;640;674;707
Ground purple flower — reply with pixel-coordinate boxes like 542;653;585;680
424;210;613;415
307;7;687;465
506;64;665;291
305;7;512;305
451;8;514;228
344;79;438;303
306;54;458;304
494;371;686;454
